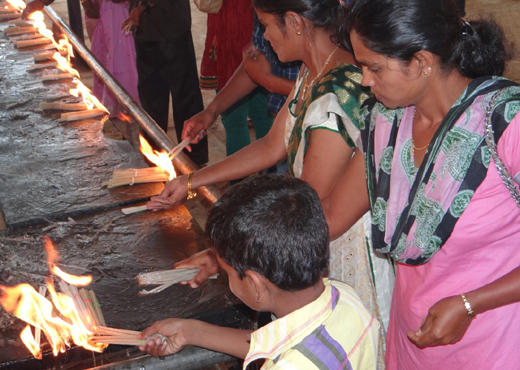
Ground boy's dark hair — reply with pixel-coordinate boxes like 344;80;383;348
205;174;329;291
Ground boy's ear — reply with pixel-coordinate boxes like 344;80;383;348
245;270;268;304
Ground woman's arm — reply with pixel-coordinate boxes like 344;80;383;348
299;128;353;200
408;112;520;348
147;92;293;210
182;63;260;145
321;148;370;239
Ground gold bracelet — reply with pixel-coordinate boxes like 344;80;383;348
460;293;476;318
186;171;197;200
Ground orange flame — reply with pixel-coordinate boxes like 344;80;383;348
21;325;42;359
26;10;108;114
0;237;107;359
52;266;92;286
68;79;109;113
6;0;25;10
117;113;131;122
139;135;176;180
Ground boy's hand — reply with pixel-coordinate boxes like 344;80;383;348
22;0;44;19
139;319;190;357
147;174;189;211
175;250;220;288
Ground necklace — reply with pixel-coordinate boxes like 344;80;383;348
301;45;339;98
411;109;430;157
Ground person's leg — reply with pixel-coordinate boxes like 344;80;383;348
247;87;273;140
220;95;250;156
248;87;287;174
134;39;170;133
165;32;209;165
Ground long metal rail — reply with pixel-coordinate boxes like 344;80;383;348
43;6;221;205
85;347;233;370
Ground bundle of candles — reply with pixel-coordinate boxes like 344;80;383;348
104;139;190;191
135;268;218;295
0;2;22;20
58;279;165;347
2;1;110;122
57;280;106;330
90;327;166;347
102;167;170;189
0;237;173;360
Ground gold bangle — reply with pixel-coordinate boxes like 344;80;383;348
186;171;197;200
460;293;476;318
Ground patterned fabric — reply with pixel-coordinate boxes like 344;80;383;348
359;76;520;265
244;279;380;370
286;64;371;175
199;0;254;91
386;95;520;369
282;64;392;369
252;14;301;113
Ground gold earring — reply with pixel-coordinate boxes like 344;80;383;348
424;67;432;77
296;31;301;35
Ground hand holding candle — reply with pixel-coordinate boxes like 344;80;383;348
173;250;220;289
147;174;190;211
139;318;190;357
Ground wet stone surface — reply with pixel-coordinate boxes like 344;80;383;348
0;23;164;228
0;21;242;367
0;207;239;365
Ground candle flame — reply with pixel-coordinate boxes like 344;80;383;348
25;9;108;114
117;113;131;122
0;237;107;359
52;266;92;286
5;0;25;10
139;134;176;181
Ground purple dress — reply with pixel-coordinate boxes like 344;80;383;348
91;0;140;116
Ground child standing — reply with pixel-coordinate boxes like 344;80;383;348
139;175;379;369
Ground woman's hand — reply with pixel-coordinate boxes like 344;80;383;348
121;5;144;34
147;175;189;211
407;295;473;348
22;0;44;19
139;319;191;357
175;250;220;288
181;108;216;146
242;44;273;86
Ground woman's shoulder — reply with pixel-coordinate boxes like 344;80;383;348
358;98;405;130
312;64;372;108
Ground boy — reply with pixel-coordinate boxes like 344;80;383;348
140;175;379;369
